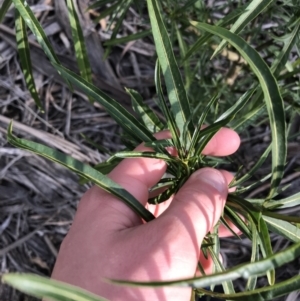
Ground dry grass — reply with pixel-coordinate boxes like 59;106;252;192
0;1;300;300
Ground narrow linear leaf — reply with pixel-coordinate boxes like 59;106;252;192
147;0;193;144
12;0;65;70
246;215;259;291
175;25;192;90
66;0;93;89
194;117;232;157
231;102;265;131
183;5;245;62
188;93;219;156
15;10;43;111
104;0;132;58
104;29;152;46
191;21;286;200
87;0;114;10
236;173;272;195
231;143;272;187
148;183;178;205
263;216;300;243
258;217;275;285
0;0;12;23
93;160;120;175
80;133;112;155
231;19;299;132
208;241;236;294
126;88;164;133
264;192;300;209
224;206;252;239
271;17;300;77
196;274;300;300
216;88;255;122
144;139;173;148
111;241;300;288
150;178;176;195
212;0;274;58
220;216;241;239
262;211;300;223
194;88;254;157
227;194;261;225
7;122;155;222
53;63;154;144
93;2;120;23
110;151;178;163
155;60;183;156
2;273;108;301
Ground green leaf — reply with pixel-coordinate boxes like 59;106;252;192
148;182;178;205
227;194;261;225
88;0;115;10
194;117;232;157
231;102;265;131
263;216;300;243
188;93;219;156
191;21;287;200
175;25;192;90
231;19;300;132
15;9;43;111
264;192;300;209
193;88;254;157
147;0;193;144
104;0;132;58
92;2;120;23
12;0;65;69
224;206;252;239
52;63;154;144
183;6;245;62
271;16;300;77
66;0;93;95
104;29;152;46
0;0;12;23
111;240;300;288
216;88;255;122
7;122;155;222
94;160;121;175
212;0;275;58
262;211;300;224
196;275;300;300
126;88;164;133
258;218;275;285
110;151;178;163
2;273;108;301
230;143;272;188
155;60;183;156
80;133;112;155
245;215;259;291
235;172;272;195
208;240;236;294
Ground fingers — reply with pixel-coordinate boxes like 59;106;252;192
109;127;239;206
108;130;173;204
202;127;240;156
158;168;228;247
78;128;239;228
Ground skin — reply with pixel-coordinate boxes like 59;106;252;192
51;128;240;301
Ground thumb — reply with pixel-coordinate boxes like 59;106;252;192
160;168;228;246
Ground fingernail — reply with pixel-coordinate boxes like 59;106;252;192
191;168;226;193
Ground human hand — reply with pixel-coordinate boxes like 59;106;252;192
51;128;240;301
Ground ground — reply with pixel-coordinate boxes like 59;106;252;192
0;1;300;300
